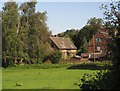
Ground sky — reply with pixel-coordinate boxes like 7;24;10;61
36;2;109;34
0;0;110;35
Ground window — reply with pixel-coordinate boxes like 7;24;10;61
96;38;102;42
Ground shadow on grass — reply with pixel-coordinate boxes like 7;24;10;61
67;62;112;70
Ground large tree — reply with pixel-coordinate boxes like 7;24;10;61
77;1;120;90
2;1;51;66
74;17;103;50
2;2;19;66
101;1;120;68
19;2;51;63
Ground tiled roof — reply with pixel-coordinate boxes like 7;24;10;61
50;37;77;50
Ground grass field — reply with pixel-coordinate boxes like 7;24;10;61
2;65;98;89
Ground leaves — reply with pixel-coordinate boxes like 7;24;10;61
2;1;51;67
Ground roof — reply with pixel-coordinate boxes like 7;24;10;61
89;53;106;58
98;28;109;38
89;28;110;43
50;37;77;50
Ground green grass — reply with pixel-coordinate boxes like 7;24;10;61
2;67;97;89
2;62;112;89
0;69;2;90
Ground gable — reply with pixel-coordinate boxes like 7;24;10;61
88;28;110;53
89;28;109;45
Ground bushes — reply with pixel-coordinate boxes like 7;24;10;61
5;63;78;69
73;62;114;90
75;68;120;90
2;57;15;68
75;70;110;90
43;51;62;64
67;61;112;70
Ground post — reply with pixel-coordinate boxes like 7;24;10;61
93;35;95;62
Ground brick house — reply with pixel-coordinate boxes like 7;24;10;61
49;36;77;59
88;28;110;58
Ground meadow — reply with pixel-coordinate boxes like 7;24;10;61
2;62;111;89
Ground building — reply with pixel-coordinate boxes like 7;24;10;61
49;36;77;59
88;28;110;59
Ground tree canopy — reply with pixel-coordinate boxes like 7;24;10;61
2;1;51;67
57;17;103;53
77;1;120;90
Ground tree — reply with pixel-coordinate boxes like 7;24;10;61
76;1;120;90
57;17;103;51
19;2;51;64
73;17;103;50
87;17;103;30
80;37;88;53
2;1;51;66
58;29;79;41
101;0;120;68
2;2;19;66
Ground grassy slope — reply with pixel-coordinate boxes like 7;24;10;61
2;67;97;89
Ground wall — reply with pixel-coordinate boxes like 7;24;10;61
88;31;108;54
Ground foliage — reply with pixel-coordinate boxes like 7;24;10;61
44;51;62;64
67;61;112;70
77;1;120;90
2;2;19;67
57;29;79;41
79;37;88;53
5;61;112;70
101;1;120;69
75;68;120;90
50;51;62;64
5;63;76;69
87;17;103;29
57;17;103;51
74;17;103;50
2;1;51;67
75;70;110;90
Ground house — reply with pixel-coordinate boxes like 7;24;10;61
88;28;110;59
49;36;77;59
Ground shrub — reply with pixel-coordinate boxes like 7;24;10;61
74;70;109;90
43;51;62;64
36;58;43;64
75;68;120;90
50;51;62;64
6;63;78;69
2;57;15;68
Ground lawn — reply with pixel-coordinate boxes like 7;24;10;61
2;64;98;89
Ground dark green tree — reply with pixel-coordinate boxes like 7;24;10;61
57;29;79;41
80;37;88;53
